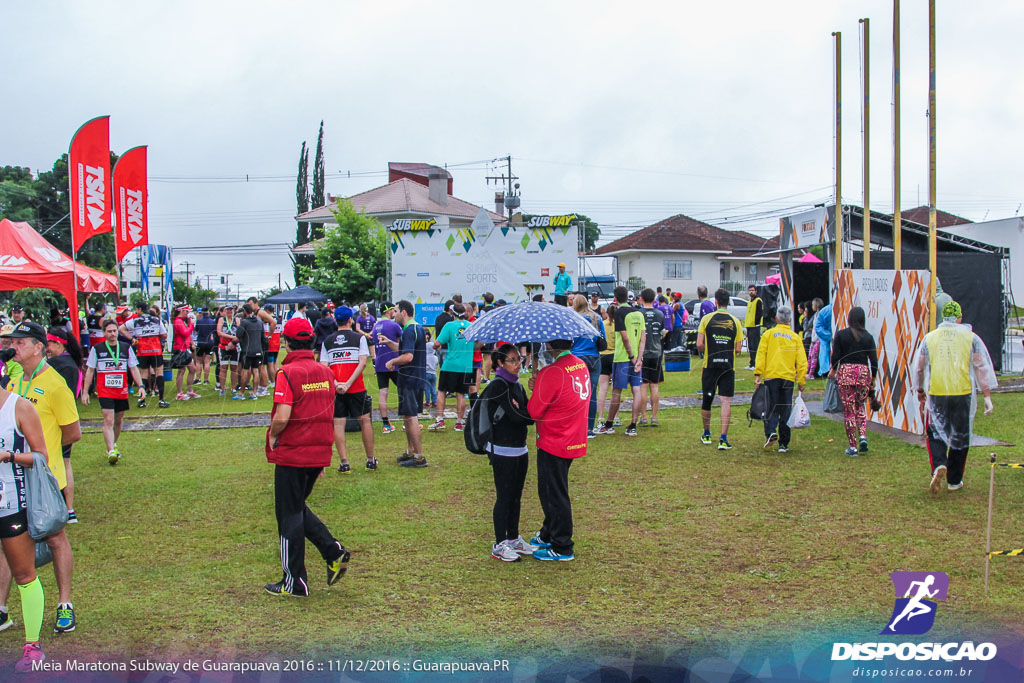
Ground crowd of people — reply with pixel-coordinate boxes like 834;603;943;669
0;274;999;659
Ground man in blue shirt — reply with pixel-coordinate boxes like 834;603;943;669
384;300;428;468
553;263;572;306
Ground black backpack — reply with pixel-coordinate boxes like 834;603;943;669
464;394;498;455
747;384;769;426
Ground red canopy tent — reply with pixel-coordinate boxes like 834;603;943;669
0;218;118;337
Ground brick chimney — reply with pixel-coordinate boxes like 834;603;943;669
428;168;448;207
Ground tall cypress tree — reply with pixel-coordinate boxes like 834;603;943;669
293;141;310;283
311;121;326;239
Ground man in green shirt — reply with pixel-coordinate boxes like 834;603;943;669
428;304;479;432
597;286;646;437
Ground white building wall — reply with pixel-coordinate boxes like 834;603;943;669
617;251;723;297
944;217;1023;303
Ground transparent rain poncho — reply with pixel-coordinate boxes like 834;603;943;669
911;321;997;449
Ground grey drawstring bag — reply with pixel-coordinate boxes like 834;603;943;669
34;541;53;568
25;453;68;540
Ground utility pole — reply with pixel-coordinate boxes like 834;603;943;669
833;31;843;272
860;17;871;269
223;274;232;301
204;275;214;291
181;262;195;286
278;273;282;291
486;155;520;208
236;283;241;304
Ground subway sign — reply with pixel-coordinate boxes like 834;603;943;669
392;218;437;231
526;214;578;228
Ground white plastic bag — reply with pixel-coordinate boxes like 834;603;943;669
788;394;811;429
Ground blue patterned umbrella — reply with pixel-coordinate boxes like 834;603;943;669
462;301;599;343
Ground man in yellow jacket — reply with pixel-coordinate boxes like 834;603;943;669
754;306;807;452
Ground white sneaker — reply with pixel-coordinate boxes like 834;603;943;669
506;536;538;556
427;419;446;432
948;481;964;491
490;541;520;562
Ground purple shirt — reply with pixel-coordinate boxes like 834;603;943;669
356;314;376;335
372;319;403;372
698;299;716;321
656;303;674;332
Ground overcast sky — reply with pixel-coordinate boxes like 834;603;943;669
3;1;1021;296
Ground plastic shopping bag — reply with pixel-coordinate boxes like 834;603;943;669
788;394;811;429
823;378;843;415
26;453;69;540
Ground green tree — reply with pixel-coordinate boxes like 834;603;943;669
0;166;38;222
311;121;325;238
171;278;218;309
309;199;385;304
293;141;311;282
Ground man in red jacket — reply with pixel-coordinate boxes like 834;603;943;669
265;318;350;597
527;338;590;561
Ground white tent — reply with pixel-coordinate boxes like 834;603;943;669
944;216;1024;306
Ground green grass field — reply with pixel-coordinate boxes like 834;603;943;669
15;391;1024;662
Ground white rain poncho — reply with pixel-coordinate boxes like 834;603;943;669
911;321;997;449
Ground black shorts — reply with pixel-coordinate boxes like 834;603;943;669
641;355;664;384
241;354;263;370
261;336;270;354
437;370;474;395
600;354;614;376
376;371;398;390
220;348;239;366
62;444;71;459
196;343;215;358
98;397;130;413
397;381;424;417
334;391;371;420
0;510;27;539
701;367;736;410
136;355;163;370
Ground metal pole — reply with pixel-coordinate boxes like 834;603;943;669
927;0;938;329
860;18;871;269
893;0;902;269
985;453;996;597
833;31;843;274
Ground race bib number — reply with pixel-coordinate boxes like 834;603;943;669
104;374;124;388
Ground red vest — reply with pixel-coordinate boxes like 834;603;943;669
527;352;590;458
265;350;335;468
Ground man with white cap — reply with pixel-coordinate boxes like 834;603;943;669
553;263;572;306
913;300;997;494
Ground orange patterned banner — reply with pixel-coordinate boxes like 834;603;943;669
833;269;932;434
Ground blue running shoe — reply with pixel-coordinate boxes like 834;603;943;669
529;534;551;549
533;548;574;562
718;437;733;451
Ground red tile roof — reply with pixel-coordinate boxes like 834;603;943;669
296;178;504;223
593;214;779;256
901;206;973;229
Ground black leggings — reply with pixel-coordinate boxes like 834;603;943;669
489;453;528;545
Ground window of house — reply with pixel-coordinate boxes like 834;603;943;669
747;263;757;279
663;260;692;279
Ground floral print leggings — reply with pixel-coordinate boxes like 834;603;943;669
837;363;872;447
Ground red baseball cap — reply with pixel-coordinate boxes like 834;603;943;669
282;318;314;340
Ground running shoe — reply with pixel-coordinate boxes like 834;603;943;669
14;642;44;672
53;604;75;633
613;417;622;426
718;437;733;451
491;541;521;562
137;398;146;409
533;548;574;562
396;451;413;464
625;425;638;437
427;418;446;432
744;365;755;371
859;438;869;453
529;534;552;549
158;400;170;409
365;457;378;470
700;432;713;445
250;393;259;400
596;424;615;435
176;393;189;401
381;423;395;434
0;609;12;632
507;536;538;556
778;445;789;454
187;390;201;399
232;392;242;401
638;417;647;427
845;446;859;456
107;449;120;466
587;431;597;440
948;481;964;491
763;432;778;450
454;421;465;432
399;456;428;468
327;549;351;585
337;462;351;474
650;418;659;427
930;465;947;495
67;509;78;524
264;581;306;597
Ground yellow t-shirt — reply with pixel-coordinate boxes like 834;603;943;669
14;365;76;489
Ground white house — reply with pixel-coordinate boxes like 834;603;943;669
593;214;779;297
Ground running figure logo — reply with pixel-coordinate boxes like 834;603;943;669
882;572;949;635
